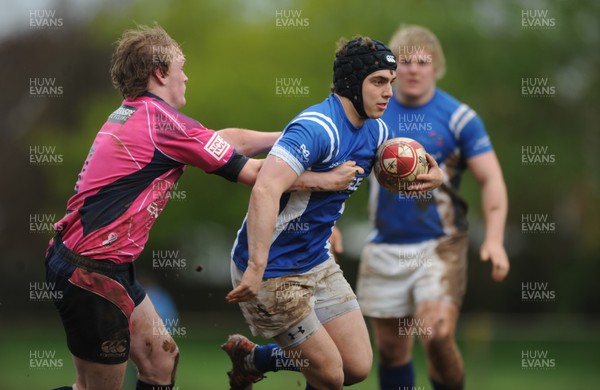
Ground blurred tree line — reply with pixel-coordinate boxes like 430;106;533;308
0;0;598;316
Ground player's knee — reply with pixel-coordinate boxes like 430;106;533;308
378;342;410;366
423;333;453;356
158;344;179;379
309;359;344;390
320;369;345;390
137;341;180;384
343;347;372;385
378;348;396;366
424;319;455;347
343;362;371;385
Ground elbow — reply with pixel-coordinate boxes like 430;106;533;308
250;179;283;205
235;143;252;156
237;159;263;187
250;181;271;198
218;128;251;156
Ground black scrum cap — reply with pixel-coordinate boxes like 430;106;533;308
333;37;396;118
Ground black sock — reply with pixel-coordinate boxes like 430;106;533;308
379;361;415;390
136;380;174;390
52;387;73;390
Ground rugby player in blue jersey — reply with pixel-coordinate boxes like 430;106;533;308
355;25;510;390
221;36;444;390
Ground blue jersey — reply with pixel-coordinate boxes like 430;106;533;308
232;94;389;278
369;89;493;244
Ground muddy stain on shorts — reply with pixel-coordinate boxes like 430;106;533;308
240;274;314;339
435;233;468;305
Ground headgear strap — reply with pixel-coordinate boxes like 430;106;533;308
333;37;396;118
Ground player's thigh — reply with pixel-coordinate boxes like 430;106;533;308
413;234;468;312
357;243;420;319
286;326;344;390
322;309;373;383
371;317;415;366
72;356;127;390
129;296;179;383
312;258;372;382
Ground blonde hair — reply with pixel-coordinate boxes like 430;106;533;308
388;25;446;80
110;24;184;98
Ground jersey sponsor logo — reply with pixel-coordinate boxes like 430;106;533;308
107;105;138;124
204;133;230;160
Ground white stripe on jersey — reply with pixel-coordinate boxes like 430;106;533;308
449;104;468;132
376;119;389;147
454;110;476;137
292;113;338;163
272;192;311;243
449;104;475;139
270;144;305;176
298;111;341;158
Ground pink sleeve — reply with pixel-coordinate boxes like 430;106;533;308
150;103;235;172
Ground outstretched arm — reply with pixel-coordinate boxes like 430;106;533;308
217;128;280;156
467;151;509;282
236;159;364;192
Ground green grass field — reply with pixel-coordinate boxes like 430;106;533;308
3;313;597;389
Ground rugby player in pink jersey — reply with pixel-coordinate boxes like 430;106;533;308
46;24;361;390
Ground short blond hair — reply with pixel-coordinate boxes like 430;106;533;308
110;24;184;98
388;25;446;80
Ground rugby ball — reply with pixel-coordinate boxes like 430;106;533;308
373;137;429;192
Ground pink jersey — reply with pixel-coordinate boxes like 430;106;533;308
53;93;244;264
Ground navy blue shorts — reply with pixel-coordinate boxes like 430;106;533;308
45;238;146;364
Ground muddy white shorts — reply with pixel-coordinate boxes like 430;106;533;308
231;257;359;348
356;233;468;319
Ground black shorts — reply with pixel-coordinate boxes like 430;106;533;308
45;237;146;364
